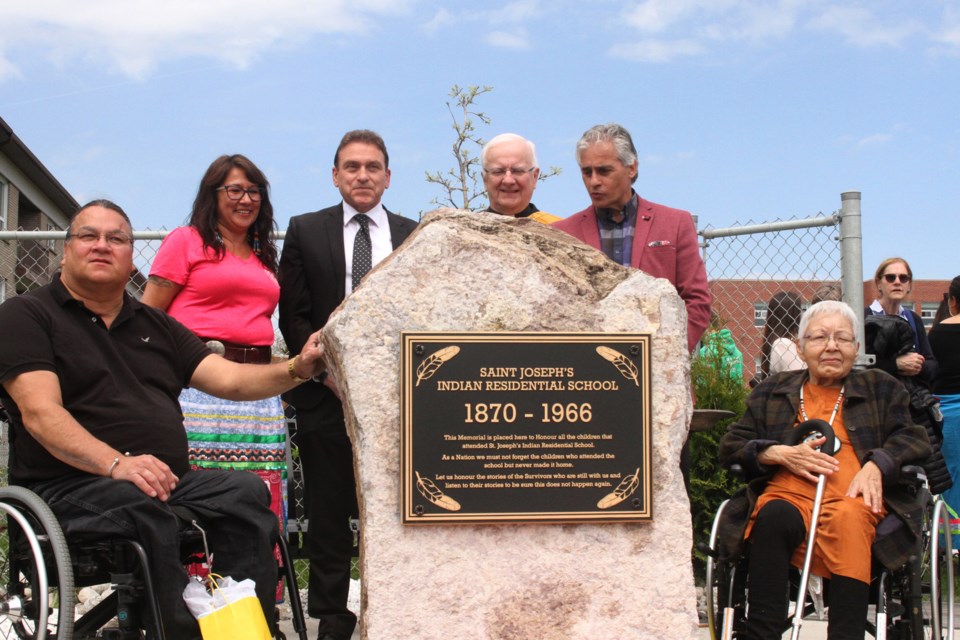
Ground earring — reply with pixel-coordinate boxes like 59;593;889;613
253;230;261;255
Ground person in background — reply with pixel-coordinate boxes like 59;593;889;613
141;155;288;599
811;282;842;305
481;133;559;223
761;291;807;380
698;310;743;382
553;123;711;352
929;276;960;537
932;295;951;328
864;257;950;495
865;257;936;385
279;129;418;640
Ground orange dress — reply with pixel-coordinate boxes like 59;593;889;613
746;383;885;583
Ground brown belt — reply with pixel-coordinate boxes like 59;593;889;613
202;339;272;364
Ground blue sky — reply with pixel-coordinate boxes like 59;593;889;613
0;0;957;279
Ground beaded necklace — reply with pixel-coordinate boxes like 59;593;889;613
799;383;845;426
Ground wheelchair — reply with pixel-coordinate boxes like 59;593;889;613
0;483;309;639
702;467;956;640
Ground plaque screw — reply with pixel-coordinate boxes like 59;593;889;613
414;505;425;516
414;345;425;356
632;498;641;509
630;345;640;355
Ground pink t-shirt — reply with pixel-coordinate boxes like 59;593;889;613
149;226;279;346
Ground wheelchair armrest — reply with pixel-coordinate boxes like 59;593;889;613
898;465;927;497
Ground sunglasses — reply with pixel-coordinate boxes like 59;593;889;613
883;273;911;283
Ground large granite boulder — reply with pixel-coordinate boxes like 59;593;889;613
322;209;699;640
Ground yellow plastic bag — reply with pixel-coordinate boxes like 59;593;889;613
197;594;271;640
183;573;271;640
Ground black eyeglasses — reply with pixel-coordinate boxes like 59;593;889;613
883;273;911;283
217;185;264;202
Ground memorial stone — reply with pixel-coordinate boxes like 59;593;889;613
321;209;700;639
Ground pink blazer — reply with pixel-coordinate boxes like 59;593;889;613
553;198;711;351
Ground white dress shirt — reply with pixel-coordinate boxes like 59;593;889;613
343;201;392;295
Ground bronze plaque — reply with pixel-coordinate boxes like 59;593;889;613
401;332;652;524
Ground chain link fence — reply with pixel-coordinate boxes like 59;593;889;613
0;228;362;589
699;193;864;385
700;215;840;385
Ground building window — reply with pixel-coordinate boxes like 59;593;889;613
921;302;939;328
754;302;768;328
0;175;8;230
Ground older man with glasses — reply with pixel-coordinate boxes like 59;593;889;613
481;133;559;224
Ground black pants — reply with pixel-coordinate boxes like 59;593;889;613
297;405;359;640
31;469;279;639
746;499;869;640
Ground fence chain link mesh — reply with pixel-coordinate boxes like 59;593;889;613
700;213;842;385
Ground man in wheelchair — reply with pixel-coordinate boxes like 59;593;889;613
0;200;328;638
717;301;933;639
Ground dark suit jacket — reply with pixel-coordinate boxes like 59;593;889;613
278;203;417;419
553;198;711;351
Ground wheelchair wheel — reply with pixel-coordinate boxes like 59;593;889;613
706;499;745;640
0;486;75;640
920;496;955;640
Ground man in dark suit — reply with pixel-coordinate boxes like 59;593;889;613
279;130;417;640
553;123;711;352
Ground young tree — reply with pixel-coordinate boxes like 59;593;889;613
426;84;561;211
425;84;492;210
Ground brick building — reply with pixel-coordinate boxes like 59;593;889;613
0;116;78;302
709;278;951;382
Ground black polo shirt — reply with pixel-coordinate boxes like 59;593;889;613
0;277;211;483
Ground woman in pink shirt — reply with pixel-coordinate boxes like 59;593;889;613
142;155;286;596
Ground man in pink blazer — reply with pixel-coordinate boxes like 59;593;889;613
553;123;711;351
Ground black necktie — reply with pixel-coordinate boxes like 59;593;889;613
352;214;372;290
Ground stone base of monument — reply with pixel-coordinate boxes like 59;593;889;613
322;210;700;640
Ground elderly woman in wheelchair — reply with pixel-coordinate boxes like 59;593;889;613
717;301;933;640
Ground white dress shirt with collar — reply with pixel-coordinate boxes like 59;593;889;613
343;201;392;295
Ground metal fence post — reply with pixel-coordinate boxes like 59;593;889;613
838;191;872;366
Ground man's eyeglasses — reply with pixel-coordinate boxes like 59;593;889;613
66;231;133;247
217;185;264;202
883;273;911;283
483;166;535;178
803;332;857;347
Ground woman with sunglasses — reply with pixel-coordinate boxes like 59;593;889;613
865;257;937;385
141;154;287;598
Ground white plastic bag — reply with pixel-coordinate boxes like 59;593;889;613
182;575;259;618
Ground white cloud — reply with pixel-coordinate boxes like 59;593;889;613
614;1;947;63
0;0;412;81
609;39;705;63
856;132;894;148
485;0;542;24
422;9;454;35
486;29;533;50
807;5;925;48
